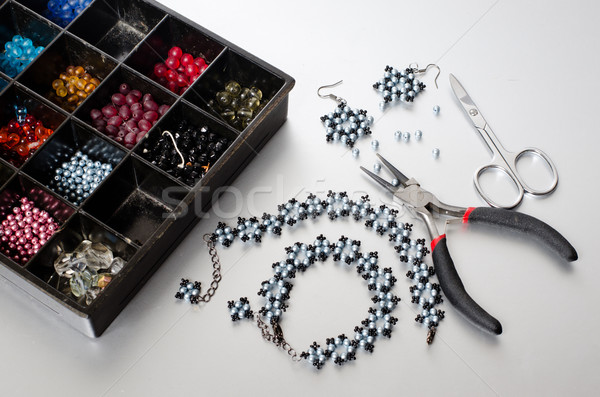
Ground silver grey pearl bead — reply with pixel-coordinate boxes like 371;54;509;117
402;132;410;142
433;105;440;115
432;148;440;159
394;130;402;140
373;163;381;173
415;130;423;141
371;139;379;150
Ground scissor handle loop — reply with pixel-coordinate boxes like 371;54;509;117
511;147;559;196
473;163;524;209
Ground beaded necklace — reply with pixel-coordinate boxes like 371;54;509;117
176;191;446;369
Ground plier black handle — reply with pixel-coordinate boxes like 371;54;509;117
362;154;577;334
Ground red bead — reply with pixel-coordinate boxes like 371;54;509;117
176;73;188;87
180;53;194;67
168;46;183;59
194;57;206;68
154;63;167;77
165;57;180;70
166;69;178;82
185;64;199;77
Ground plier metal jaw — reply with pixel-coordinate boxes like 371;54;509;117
362;154;578;335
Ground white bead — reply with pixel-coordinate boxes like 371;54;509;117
433;105;440;114
432;148;440;158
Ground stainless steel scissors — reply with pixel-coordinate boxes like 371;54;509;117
449;74;559;209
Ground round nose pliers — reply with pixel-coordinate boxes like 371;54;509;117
361;154;578;335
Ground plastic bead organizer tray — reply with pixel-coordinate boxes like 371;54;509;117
0;0;294;337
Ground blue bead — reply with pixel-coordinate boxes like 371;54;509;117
11;35;23;45
21;38;32;48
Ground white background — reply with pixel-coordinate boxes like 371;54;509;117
1;0;599;396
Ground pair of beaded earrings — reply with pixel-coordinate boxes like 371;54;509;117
318;63;440;148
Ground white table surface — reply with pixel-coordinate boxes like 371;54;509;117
1;0;598;396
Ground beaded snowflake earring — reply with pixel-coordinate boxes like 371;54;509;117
373;63;440;110
318;80;374;148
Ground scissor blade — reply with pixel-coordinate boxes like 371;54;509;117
360;166;398;194
449;74;487;130
376;154;409;186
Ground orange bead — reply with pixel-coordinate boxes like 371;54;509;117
84;82;96;93
76;90;87;99
68;76;78;86
75;79;86;90
59;73;69;81
67;94;79;104
0;129;8;143
81;73;92;81
67;84;76;95
6;133;20;148
57;86;68;97
14;144;29;157
74;66;85;76
90;78;101;86
66;65;75;75
52;79;64;90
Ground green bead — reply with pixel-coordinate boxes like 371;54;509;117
220;109;235;122
216;91;232;107
239;87;251;101
244;97;260;111
237;108;253;119
249;86;263;100
225;80;242;97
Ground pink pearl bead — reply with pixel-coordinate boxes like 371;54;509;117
38;239;46;246
38;225;46;233
32;243;40;251
38;232;47;241
6;215;13;221
31;208;39;215
12;207;20;214
1;236;7;243
9;235;17;243
14;230;23;238
27;249;34;256
24;232;32;240
10;224;17;232
17;237;26;245
14;214;22;221
24;243;31;250
1;220;8;227
47;224;55;232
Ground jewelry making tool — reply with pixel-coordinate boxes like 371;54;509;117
361;154;577;334
449;74;559;209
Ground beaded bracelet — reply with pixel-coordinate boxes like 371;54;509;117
229;234;400;369
176;191;446;367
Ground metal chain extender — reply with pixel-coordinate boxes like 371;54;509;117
200;234;301;359
196;233;222;303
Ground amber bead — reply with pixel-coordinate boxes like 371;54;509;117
52;79;64;90
74;66;85;76
67;84;76;95
56;86;68;97
76;90;87;99
84;82;96;93
67;94;79;103
75;78;86;90
66;65;75;75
